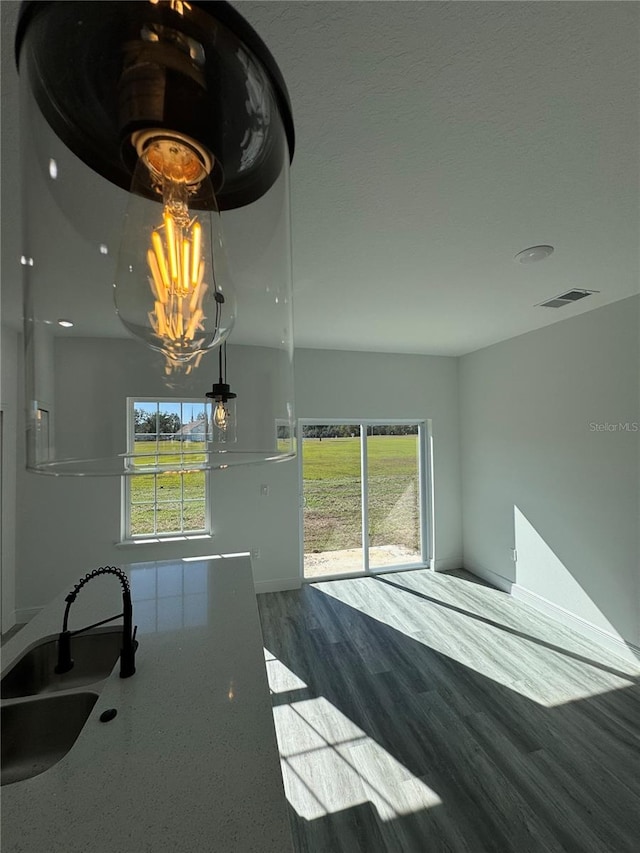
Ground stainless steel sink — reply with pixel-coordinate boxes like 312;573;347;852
1;692;99;785
1;629;122;699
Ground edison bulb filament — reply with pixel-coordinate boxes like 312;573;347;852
214;401;229;430
134;132;228;374
146;215;208;355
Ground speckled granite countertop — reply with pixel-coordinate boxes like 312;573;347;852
1;556;293;853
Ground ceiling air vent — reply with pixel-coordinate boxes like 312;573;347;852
538;289;599;308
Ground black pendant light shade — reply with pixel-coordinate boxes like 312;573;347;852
15;0;295;210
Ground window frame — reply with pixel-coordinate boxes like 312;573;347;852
297;418;432;580
121;397;212;543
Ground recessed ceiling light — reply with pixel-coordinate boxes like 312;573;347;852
515;245;554;264
20;255;34;266
57;319;74;328
99;243;109;255
48;158;58;179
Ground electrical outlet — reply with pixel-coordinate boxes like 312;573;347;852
260;484;269;496
510;548;518;562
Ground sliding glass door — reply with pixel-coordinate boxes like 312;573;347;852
301;421;428;580
366;425;423;570
302;424;363;578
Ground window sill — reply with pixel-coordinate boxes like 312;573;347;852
116;534;213;548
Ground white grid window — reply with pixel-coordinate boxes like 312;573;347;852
123;399;211;540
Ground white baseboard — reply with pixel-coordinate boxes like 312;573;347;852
432;556;464;573
14;606;43;624
511;584;640;665
463;562;514;593
254;577;302;594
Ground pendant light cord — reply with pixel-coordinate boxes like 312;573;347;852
214;296;221;338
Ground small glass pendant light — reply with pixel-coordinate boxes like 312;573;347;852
206;344;237;444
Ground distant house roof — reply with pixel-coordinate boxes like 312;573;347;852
177;419;207;436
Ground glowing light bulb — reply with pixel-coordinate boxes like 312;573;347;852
213;400;229;430
114;131;236;375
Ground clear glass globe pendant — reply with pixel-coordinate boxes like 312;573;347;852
16;0;296;475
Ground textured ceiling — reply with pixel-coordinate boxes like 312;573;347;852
2;1;639;355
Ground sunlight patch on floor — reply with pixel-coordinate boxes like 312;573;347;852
265;655;309;693
267;667;441;822
313;578;640;708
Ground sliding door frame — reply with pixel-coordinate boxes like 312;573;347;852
298;418;432;582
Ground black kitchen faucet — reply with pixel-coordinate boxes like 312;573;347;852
55;566;138;678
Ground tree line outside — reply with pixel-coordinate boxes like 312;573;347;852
134;408;207;437
134;417;419;440
302;424;418;439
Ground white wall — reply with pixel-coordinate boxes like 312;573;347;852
14;344;462;615
0;325;18;631
460;295;640;654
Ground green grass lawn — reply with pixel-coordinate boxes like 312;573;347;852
128;434;421;548
129;441;207;535
302;435;421;554
132;440;207;466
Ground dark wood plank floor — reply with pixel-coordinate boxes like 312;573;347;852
258;569;640;853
